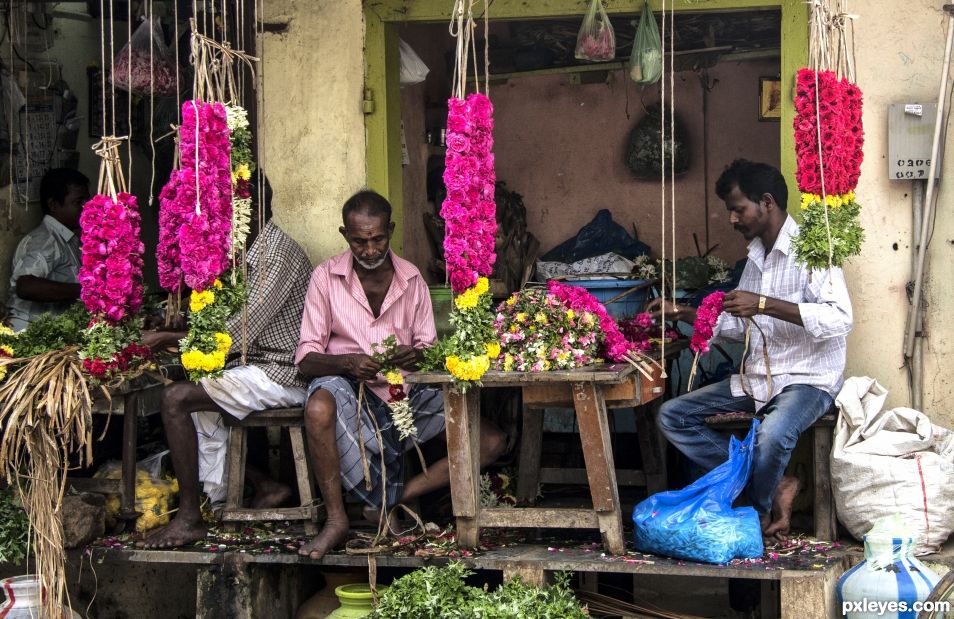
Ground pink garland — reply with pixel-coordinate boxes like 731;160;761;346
156;171;184;291
690;291;725;354
158;100;233;293
78;193;144;323
547;280;636;362
441;93;497;294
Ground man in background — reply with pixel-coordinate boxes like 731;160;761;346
7;167;90;331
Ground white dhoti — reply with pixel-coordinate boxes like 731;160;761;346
195;366;306;505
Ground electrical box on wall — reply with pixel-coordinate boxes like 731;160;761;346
888;103;941;181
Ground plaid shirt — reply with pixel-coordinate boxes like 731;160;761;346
714;215;853;409
225;222;312;388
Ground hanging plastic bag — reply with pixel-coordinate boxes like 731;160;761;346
632;420;764;564
574;0;616;62
399;39;430;85
110;17;178;97
629;1;662;84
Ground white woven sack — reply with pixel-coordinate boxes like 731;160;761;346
831;376;954;554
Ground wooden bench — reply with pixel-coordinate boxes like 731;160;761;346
221;408;322;534
703;411;838;541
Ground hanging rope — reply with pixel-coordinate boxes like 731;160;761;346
190;20;258;105
92;135;128;201
658;0;667;363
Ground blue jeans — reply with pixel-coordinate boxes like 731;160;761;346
656;378;834;514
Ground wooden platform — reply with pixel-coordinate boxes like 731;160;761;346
90;532;850;619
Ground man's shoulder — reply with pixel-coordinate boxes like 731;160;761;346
390;252;425;283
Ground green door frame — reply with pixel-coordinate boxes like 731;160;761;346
364;0;809;251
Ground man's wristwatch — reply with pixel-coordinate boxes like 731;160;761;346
757;295;767;314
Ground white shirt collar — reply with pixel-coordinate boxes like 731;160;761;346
42;214;76;243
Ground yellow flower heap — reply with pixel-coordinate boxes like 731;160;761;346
0;324;14;383
444;277;500;388
180;279;242;381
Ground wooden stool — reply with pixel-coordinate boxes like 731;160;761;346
221;408;322;534
703;410;838;541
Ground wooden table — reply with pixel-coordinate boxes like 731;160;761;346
406;364;666;555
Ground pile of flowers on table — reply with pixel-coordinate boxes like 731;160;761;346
493;282;651;372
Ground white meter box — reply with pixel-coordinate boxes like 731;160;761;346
888;103;940;180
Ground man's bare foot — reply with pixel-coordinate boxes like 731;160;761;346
137;517;207;549
298;519;349;560
251;479;292;509
762;476;801;541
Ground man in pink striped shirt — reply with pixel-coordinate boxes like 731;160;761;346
296;191;505;559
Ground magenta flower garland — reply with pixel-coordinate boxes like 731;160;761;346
442;93;497;294
547;280;636;362
156;101;232;293
690;291;725;354
156;171;184;292
78;193;145;323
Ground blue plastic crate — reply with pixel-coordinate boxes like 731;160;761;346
568;278;651;319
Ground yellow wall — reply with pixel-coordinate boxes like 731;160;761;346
848;3;954;425
260;0;366;264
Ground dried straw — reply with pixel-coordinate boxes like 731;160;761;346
0;347;95;619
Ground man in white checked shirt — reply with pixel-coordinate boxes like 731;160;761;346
649;160;853;541
139;181;313;549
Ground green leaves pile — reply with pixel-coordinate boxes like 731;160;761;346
0;304;89;358
0;487;29;564
791;199;864;269
368;563;588;618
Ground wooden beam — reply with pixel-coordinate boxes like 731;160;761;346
367;0;787;22
480;507;600;529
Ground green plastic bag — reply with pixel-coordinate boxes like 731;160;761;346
629;1;662;84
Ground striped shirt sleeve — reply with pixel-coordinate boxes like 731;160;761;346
410;275;437;348
295;265;332;365
797;267;853;340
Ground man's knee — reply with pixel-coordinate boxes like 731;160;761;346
304;390;337;429
161;382;201;419
656;398;681;432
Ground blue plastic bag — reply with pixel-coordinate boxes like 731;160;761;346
632;420;764;564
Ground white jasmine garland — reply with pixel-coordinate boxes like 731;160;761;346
230;197;252;258
388;399;417;442
224;104;249;132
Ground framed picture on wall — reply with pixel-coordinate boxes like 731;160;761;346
759;77;782;121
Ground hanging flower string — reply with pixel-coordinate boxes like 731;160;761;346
155;100;239;381
78;137;150;381
225;103;254;261
686;290;725;391
439;94;498;388
791;0;865;272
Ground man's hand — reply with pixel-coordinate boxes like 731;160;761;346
645;297;695;323
388;345;421;371
141;330;185;351
723;290;761;318
344;354;382;381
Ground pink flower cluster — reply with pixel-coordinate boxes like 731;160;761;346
794;69;864;195
690;291;725;354
619;312;679;353
79;193;144;323
547;280;636;362
157;100;232;292
441;93;497;294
